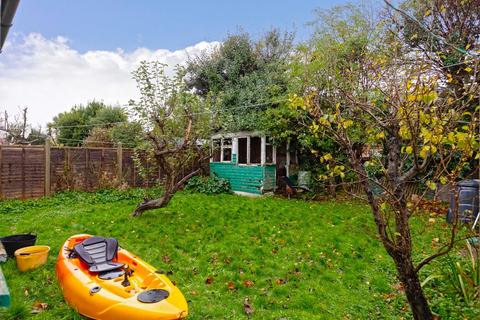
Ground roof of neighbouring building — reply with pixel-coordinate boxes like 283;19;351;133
0;0;20;53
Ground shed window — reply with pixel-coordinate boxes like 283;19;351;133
212;139;221;162
266;137;273;163
222;138;232;162
238;137;248;164
250;137;261;164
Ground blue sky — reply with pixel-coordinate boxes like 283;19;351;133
13;0;352;52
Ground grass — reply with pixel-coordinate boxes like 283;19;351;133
0;189;478;319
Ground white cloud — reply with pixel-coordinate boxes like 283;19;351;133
0;33;220;127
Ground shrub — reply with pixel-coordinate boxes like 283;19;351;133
185;176;230;194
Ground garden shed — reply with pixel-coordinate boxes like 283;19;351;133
210;132;297;195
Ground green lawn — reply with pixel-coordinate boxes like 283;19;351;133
0;190;477;319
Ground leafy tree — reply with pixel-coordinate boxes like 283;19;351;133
111;122;143;148
292;4;478;319
88;106;127;128
83;127;114;148
129;61;211;216
49;101;127;146
26;128;48;145
81;122;143;149
186;30;293;132
395;0;479;96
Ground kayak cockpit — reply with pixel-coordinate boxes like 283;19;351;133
57;234;188;319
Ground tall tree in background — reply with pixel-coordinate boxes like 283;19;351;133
130;61;211;216
49;101;104;145
292;3;478;319
49;101;143;148
186;30;293;132
49;101;128;146
396;0;479;97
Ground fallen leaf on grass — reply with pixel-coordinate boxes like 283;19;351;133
162;255;171;263
205;276;214;284
227;281;235;290
243;280;254;287
391;283;405;292
243;297;254;316
31;301;48;314
381;293;397;301
275;278;286;285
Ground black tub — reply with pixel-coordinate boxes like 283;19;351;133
0;233;37;257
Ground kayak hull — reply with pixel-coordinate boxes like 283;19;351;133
56;234;188;320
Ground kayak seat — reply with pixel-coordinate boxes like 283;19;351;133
74;237;124;273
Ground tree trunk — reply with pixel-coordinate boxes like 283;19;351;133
131;168;202;217
392;253;433;320
132;192;174;217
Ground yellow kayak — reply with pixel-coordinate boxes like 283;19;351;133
56;234;188;320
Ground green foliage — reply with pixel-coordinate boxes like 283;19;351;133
127;61;211;212
83;121;144;148
0;188;161;215
49;101;130;146
0;302;30;320
26;128;48;145
0;190;478;319
290;3;479;318
444;240;480;303
88;106;127;128
111;122;143;148
130;61;211;144
186;30;293;132
184;175;230;194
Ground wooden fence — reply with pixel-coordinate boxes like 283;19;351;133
0;143;160;200
345;181;422;198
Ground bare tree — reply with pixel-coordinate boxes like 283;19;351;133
1;107;29;144
129;62;211;217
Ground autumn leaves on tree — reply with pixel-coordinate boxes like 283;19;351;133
289;2;478;319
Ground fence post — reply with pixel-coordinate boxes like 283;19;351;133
21;147;25;199
44;140;51;196
117;143;123;183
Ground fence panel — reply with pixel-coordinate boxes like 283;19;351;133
0;144;161;200
0;146;45;199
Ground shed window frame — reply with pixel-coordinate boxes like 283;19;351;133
237;137;248;164
249;136;262;164
211;138;233;163
235;135;276;166
221;138;232;162
265;137;275;164
211;139;221;162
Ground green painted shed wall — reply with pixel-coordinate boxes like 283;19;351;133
0;266;10;307
210;162;276;195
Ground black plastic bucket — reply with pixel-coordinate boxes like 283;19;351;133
0;233;37;257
